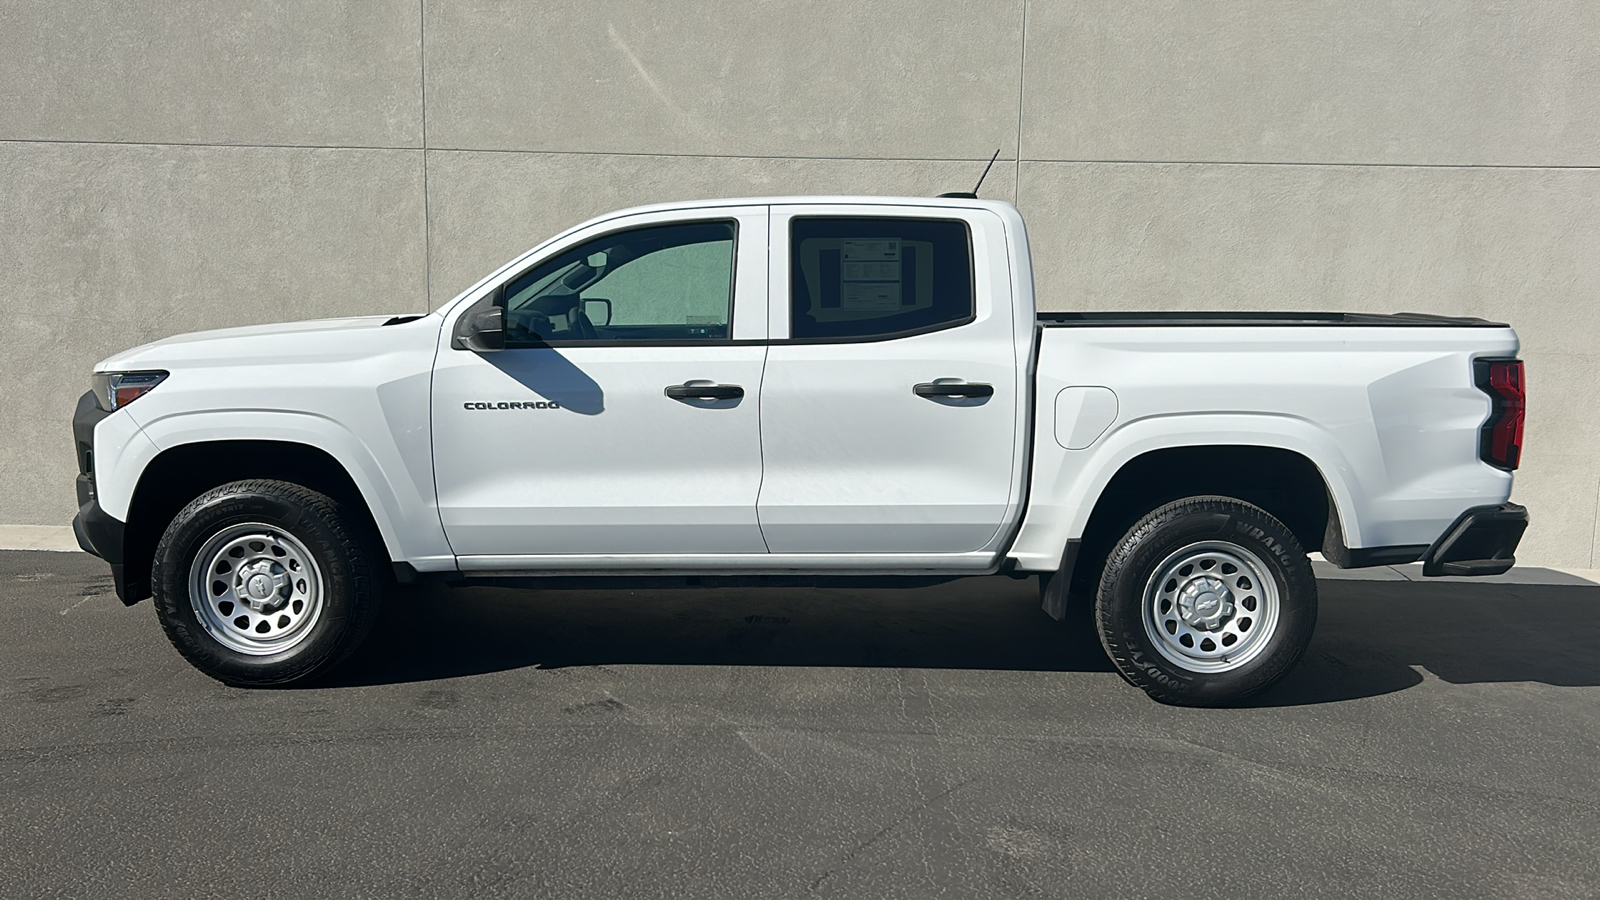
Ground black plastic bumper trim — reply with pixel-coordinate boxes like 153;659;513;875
71;389;139;604
106;563;131;603
1421;502;1528;577
1340;544;1428;568
73;501;124;565
74;503;137;604
73;390;107;473
72;513;98;556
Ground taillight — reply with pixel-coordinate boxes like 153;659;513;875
91;370;168;412
1474;358;1524;470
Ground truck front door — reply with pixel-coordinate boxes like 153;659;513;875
432;206;771;566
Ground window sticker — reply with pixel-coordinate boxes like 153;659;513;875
840;239;901;310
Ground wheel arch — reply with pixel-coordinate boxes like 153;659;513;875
1069;444;1337;593
120;439;396;604
1009;410;1370;574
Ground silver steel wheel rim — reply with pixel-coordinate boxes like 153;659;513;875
188;523;325;656
1141;540;1281;673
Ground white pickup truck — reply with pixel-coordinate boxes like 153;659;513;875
72;196;1528;705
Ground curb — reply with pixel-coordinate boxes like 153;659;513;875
0;525;79;553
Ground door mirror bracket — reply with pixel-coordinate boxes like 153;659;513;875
452;299;505;353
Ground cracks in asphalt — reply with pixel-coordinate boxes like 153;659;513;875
732;729;797;783
807;775;980;895
804;669;974;895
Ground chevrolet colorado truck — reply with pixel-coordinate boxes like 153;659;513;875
71;196;1529;705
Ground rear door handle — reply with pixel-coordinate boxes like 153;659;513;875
665;382;744;401
914;381;994;399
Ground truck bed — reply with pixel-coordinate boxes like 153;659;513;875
1006;316;1519;572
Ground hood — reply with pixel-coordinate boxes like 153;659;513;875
96;314;435;371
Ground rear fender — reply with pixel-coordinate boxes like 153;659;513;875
1008;412;1358;571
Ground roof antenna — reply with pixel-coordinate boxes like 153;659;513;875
938;148;1002;199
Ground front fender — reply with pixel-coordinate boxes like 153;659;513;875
128;408;454;570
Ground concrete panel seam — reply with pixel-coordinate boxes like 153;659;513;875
0;139;1018;164
1013;0;1029;207
419;0;432;311
395;148;1033;163
6;140;1598;171
0;137;426;154
1019;157;1600;171
1590;475;1600;569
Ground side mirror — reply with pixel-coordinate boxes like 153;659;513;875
582;298;613;326
452;304;504;352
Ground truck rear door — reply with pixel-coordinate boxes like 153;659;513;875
756;204;1022;557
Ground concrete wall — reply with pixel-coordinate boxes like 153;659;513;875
2;1;1595;567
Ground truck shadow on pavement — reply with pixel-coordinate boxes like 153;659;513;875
327;576;1600;707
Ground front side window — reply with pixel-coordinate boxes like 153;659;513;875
502;221;736;344
789;217;973;341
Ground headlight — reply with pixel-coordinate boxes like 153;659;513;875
91;371;168;411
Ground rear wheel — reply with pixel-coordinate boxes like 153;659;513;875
1095;496;1316;706
152;479;382;686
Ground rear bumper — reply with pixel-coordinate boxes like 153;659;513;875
1421;502;1528;577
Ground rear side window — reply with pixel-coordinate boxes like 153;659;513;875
789;217;973;341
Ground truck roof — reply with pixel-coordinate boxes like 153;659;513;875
584;195;1019;218
548;197;1020;246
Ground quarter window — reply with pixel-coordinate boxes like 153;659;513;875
789;217;973;341
502;221;736;344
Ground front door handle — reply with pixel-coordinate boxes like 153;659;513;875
914;381;994;399
665;382;744;401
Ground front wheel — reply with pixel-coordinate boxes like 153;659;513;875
1095;496;1317;706
152;479;382;686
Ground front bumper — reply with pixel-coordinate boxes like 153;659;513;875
72;388;134;603
73;494;133;604
72;500;122;563
1421;502;1528;577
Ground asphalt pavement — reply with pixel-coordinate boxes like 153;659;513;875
4;548;1599;899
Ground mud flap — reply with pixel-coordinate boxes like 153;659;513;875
1039;540;1081;620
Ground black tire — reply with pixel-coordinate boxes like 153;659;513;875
1094;496;1316;707
152;479;383;687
